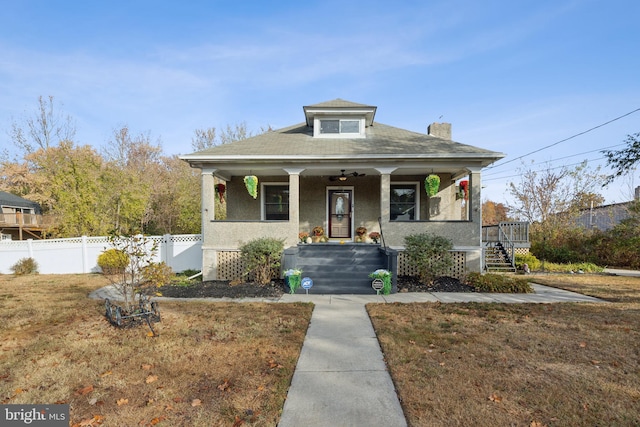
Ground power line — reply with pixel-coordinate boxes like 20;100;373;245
484;156;607;182
483;143;626;177
486;107;640;170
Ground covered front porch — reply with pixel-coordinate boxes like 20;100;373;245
199;165;484;283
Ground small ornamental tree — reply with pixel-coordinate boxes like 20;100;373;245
239;237;285;285
404;233;454;285
99;233;159;311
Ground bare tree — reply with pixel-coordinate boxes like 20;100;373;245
10;95;76;154
191;127;217;151
191;122;271;151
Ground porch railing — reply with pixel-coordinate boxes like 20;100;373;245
377;216;387;249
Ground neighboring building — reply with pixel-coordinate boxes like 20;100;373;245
181;99;505;291
0;191;45;240
575;186;640;231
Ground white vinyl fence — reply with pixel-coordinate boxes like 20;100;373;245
0;234;202;275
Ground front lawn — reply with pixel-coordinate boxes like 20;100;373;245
368;274;640;426
0;274;312;426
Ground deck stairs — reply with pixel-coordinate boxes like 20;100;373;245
484;242;517;273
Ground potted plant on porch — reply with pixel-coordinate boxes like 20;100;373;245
355;226;367;243
312;226;327;243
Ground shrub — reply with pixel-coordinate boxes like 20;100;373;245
515;253;541;272
465;272;533;293
240;237;285;285
142;262;174;287
97;248;129;275
404;233;453;285
10;257;39;275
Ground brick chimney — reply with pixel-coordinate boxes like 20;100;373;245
428;122;451;140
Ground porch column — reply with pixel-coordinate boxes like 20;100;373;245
375;167;397;224
201;168;217;280
468;167;483;272
284;168;304;233
201;168;217;225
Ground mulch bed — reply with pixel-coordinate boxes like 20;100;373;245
157;276;474;299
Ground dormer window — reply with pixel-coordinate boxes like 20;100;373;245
313;117;365;138
303;99;376;139
320;119;360;135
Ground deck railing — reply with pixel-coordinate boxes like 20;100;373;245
482;221;529;244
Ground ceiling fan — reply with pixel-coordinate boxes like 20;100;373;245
329;170;366;182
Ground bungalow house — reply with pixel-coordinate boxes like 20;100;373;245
0;191;44;240
181;99;505;293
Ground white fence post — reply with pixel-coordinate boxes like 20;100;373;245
81;236;88;273
163;234;172;267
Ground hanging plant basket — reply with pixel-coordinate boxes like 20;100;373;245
425;174;440;197
215;183;226;203
459;180;469;201
244;175;258;199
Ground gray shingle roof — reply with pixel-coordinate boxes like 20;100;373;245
183;121;502;161
0;191;41;212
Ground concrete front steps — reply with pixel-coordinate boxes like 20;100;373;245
284;243;390;294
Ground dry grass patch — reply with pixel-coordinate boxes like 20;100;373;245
369;275;640;426
529;273;640;303
0;274;312;426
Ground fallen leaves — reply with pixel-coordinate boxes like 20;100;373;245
116;398;129;406
75;385;94;396
146;375;158;384
218;379;231;392
191;398;202;407
488;393;503;403
72;414;104;427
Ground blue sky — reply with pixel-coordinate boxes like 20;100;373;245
1;0;639;205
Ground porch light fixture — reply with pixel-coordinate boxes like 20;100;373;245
329;170;366;182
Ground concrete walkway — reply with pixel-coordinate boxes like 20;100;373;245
275;286;602;426
89;284;604;427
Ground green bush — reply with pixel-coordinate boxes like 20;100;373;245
515;253;541;272
10;257;39;275
465;272;533;293
97;249;129;275
240;237;285;285
142;262;174;287
404;233;453;285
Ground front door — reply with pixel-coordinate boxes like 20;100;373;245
328;189;353;239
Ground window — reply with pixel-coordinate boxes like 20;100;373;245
391;183;418;221
263;184;289;220
320;120;339;134
319;119;361;135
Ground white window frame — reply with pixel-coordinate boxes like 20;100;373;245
313;117;366;138
261;182;290;221
390;182;420;221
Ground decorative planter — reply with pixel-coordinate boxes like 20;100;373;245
243;175;258;199
425;174;440;197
